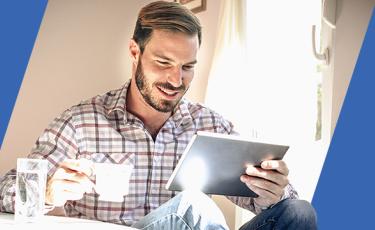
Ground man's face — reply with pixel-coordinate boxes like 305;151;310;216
134;30;199;113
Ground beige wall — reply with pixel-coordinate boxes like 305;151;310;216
322;0;375;141
0;0;236;227
0;0;222;175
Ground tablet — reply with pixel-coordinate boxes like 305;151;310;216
166;131;289;197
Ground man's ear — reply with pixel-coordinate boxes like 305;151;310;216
129;39;141;63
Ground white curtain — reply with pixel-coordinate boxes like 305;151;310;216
204;0;250;134
205;0;323;204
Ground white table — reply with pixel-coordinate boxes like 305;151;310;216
0;212;137;230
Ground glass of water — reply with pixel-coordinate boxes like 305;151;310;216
15;158;48;222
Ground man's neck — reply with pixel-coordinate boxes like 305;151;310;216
126;79;171;138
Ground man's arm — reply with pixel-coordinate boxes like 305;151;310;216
0;109;79;213
0;169;17;213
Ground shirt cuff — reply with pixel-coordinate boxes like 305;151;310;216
254;184;297;213
43;204;55;214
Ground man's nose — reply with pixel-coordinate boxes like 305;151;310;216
167;66;183;88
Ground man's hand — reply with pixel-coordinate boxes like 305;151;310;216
240;160;289;209
46;159;95;206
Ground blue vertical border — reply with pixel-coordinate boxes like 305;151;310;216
0;0;48;149
313;8;375;229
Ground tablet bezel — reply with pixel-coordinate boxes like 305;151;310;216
166;131;289;197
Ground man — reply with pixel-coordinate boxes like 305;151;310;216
0;1;317;229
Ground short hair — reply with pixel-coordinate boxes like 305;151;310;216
133;1;202;53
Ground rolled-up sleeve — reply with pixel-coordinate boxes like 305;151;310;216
0;109;78;213
226;183;298;215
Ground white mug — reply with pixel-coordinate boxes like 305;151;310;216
94;163;133;202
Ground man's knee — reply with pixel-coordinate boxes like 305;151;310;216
276;199;317;227
132;191;228;229
175;190;219;216
175;190;228;229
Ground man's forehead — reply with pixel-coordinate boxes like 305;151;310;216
147;29;199;46
143;30;199;61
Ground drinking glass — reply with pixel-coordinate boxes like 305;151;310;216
15;158;48;222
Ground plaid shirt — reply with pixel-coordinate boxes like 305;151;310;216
0;80;297;226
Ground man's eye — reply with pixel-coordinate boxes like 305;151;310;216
157;60;169;66
183;65;194;70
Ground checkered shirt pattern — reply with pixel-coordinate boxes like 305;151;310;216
0;80;298;226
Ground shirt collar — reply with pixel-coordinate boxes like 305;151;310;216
171;98;193;128
106;79;130;122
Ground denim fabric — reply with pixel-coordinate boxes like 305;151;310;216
131;190;229;230
239;199;317;230
132;192;317;230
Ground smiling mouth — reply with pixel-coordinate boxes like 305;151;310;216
157;86;180;99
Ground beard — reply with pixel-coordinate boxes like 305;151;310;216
135;59;187;113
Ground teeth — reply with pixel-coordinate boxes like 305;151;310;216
159;87;177;95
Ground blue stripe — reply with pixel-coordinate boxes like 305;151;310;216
0;0;48;149
312;8;375;229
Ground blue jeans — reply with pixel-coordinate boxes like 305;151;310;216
131;191;317;230
239;199;317;230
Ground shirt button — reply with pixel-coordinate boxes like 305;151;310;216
153;156;160;163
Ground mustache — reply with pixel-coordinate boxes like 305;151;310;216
155;82;185;91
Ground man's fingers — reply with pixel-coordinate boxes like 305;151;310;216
53;168;95;189
261;160;289;176
244;182;279;202
46;160;95;206
245;166;289;187
53;168;83;181
59;159;94;177
52;179;90;194
241;175;283;197
241;162;289;208
48;179;91;206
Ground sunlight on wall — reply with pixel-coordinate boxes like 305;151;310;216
237;0;324;226
244;0;323;199
205;1;324;228
237;1;324;226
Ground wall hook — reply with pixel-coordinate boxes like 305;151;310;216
312;25;329;65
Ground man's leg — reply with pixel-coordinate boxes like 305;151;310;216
239;199;317;230
131;190;229;230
